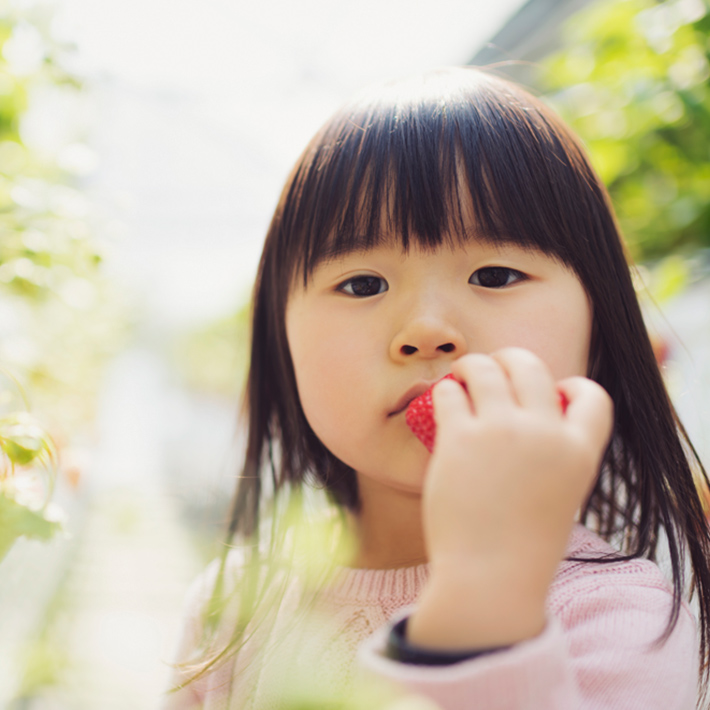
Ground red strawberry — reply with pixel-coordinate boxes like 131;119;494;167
405;374;458;453
559;392;569;413
406;375;569;452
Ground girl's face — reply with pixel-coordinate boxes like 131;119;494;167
285;238;593;495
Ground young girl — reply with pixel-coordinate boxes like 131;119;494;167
163;67;710;709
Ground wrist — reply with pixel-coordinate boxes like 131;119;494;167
386;616;511;665
408;561;547;650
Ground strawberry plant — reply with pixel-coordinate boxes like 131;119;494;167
0;377;61;561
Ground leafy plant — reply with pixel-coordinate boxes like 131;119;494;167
539;0;710;262
0;3;127;561
0;399;61;561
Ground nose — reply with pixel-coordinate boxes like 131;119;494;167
390;312;467;362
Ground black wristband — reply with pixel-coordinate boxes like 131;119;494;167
385;616;510;666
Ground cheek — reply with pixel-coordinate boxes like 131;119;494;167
525;295;592;379
287;318;334;421
487;292;592;380
286;309;375;441
543;313;591;378
289;322;363;395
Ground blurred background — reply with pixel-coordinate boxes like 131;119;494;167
0;0;708;706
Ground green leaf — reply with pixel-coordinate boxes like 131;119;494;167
0;432;44;465
0;415;51;466
0;489;62;560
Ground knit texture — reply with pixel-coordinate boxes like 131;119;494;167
162;524;699;709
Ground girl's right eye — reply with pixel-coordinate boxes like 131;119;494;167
337;275;388;297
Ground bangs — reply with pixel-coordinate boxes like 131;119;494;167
273;68;610;285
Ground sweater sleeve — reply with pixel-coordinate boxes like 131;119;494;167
357;571;699;709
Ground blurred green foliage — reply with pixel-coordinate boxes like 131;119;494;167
0;5;128;437
539;0;710;262
0;491;60;559
171;300;250;398
16;634;70;698
0;2;128;557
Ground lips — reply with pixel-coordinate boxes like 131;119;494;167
390;378;569;423
389;381;440;417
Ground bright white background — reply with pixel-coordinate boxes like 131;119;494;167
53;0;525;327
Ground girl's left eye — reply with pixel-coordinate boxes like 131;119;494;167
469;267;526;288
338;275;388;297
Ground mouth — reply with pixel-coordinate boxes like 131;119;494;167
388;382;438;417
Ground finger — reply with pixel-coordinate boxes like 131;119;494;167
451;353;515;417
491;347;559;413
431;377;472;430
557;376;614;448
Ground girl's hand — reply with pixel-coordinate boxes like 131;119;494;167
407;348;613;651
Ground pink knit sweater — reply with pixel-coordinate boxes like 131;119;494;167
163;524;699;709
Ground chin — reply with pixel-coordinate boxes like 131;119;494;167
353;452;429;497
391;451;430;494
